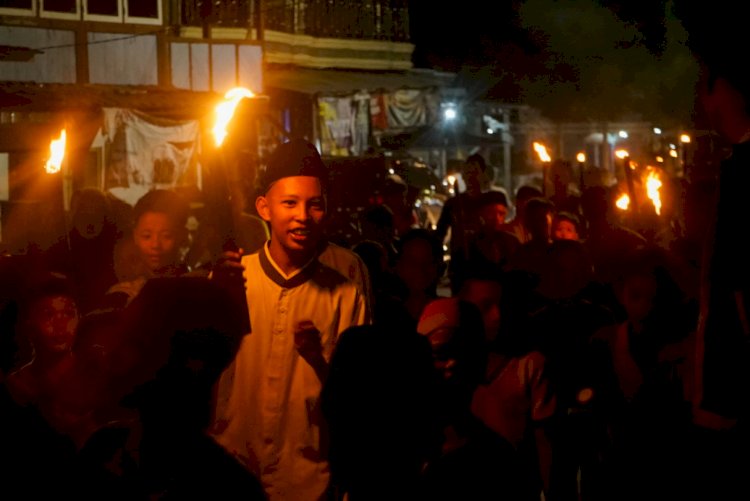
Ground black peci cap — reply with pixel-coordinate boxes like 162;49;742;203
257;139;328;194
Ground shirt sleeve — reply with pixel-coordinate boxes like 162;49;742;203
523;351;557;423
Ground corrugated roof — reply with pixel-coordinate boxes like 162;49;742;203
263;67;458;95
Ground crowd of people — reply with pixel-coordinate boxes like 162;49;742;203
2;21;750;500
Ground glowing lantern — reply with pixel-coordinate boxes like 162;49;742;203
212;87;255;147
45;129;66;174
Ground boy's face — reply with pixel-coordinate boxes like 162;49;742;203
256;176;325;257
27;295;78;353
426;327;459;382
479;203;508;232
133;212;183;272
620;274;657;324
396;238;438;293
553;220;579;241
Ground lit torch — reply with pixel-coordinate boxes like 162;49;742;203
645;168;663;216
576;152;586;192
533;142;551;195
208;86;255;335
45;129;66;174
616;193;630;211
212;87;255;148
533;142;552;163
680;133;691;175
616;149;638;214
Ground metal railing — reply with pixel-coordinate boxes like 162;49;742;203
180;0;410;41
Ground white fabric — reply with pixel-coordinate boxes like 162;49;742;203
102;108;201;206
471;351;556;448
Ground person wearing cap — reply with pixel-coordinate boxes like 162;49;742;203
415;297;532;500
210;139;369;501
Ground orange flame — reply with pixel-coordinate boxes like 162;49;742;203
45;129;66;174
615;193;630;211
212;87;255;147
533;142;551;163
645;169;663;215
615;149;629;159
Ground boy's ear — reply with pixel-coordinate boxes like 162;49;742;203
256;195;271;222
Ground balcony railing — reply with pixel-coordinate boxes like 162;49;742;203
180;0;252;28
180;0;410;42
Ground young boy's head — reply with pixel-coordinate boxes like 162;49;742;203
552;211;582;241
132;189;189;273
417;297;486;388
255;139;328;265
21;272;79;355
478;190;509;233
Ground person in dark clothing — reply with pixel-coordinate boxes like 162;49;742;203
75;277;265;500
434;154;494;294
678;12;750;498
45;188;121;314
321;323;440;500
416;298;535;501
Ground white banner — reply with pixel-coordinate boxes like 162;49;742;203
102;108;201;206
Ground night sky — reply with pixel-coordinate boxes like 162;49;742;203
408;0;702;127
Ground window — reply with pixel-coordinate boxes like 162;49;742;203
124;0;160;25
84;0;160;24
0;0;35;16
83;0;121;21
40;0;79;19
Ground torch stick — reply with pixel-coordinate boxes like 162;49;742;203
44;127;72;254
577;152;586;193
619;152;639;215
207;87;259;335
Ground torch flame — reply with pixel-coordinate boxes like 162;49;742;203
680;134;691;144
646;169;663;215
615;193;630;211
576;152;586;163
615;149;629;159
212;87;255;147
45;129;66;174
533;142;551;163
